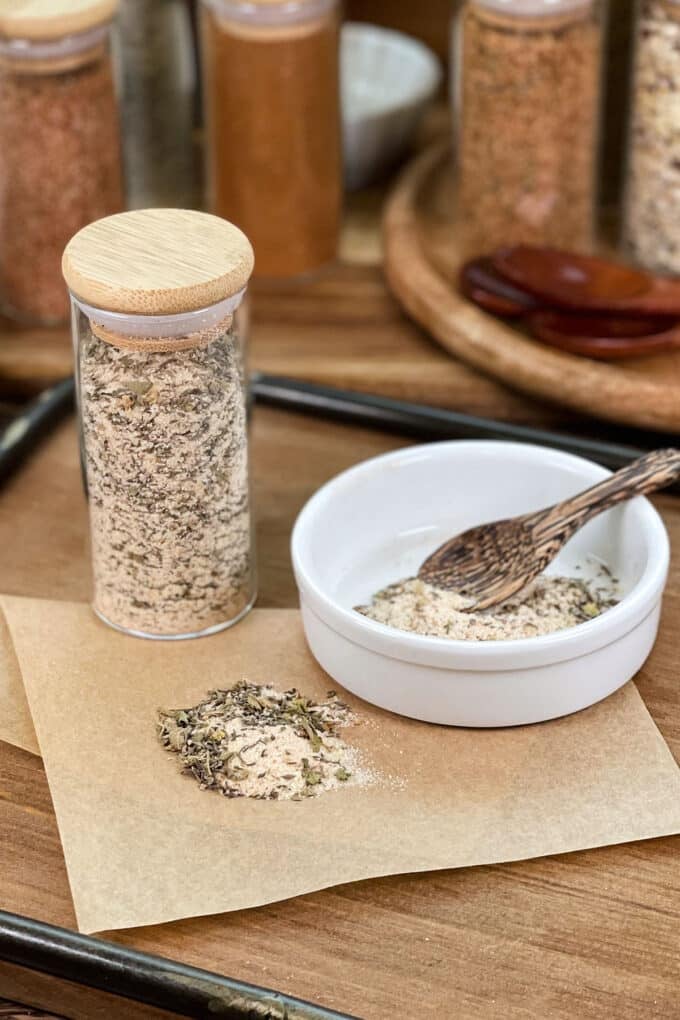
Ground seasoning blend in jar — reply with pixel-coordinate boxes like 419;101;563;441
0;0;124;324
624;0;680;274
118;0;199;209
62;210;255;640
452;0;605;260
200;0;342;278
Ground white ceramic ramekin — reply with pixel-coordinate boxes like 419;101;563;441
291;441;669;727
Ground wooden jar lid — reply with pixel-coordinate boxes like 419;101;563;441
62;209;255;316
0;0;119;41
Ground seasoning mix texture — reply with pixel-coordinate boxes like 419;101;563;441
455;2;601;259
201;3;342;277
356;573;617;641
0;49;123;323
158;681;375;800
625;0;680;273
80;321;252;637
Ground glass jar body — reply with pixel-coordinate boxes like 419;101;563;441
452;0;605;261
72;298;255;640
623;0;680;273
0;28;124;324
200;0;342;279
117;0;199;208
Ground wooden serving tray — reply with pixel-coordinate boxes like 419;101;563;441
383;143;680;434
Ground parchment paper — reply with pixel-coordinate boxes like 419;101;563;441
0;607;38;755
3;594;680;936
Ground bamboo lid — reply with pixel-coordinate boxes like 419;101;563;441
62;210;255;316
0;0;119;41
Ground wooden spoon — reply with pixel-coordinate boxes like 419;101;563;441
460;257;540;317
528;310;680;360
493;246;680;317
418;448;680;612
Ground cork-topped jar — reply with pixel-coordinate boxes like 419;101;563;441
0;0;124;324
63;209;256;640
200;0;342;279
452;0;605;260
624;0;680;274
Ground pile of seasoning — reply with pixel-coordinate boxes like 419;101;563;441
158;681;375;801
453;0;603;260
200;0;342;278
356;571;618;641
0;0;123;324
62;209;255;640
624;0;680;274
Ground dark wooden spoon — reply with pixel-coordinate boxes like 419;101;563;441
419;448;680;611
460;257;540;318
493;246;680;317
528;310;680;360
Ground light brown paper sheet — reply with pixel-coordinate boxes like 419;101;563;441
0;607;38;755
3;593;680;936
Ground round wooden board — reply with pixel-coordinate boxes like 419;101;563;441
383;143;680;434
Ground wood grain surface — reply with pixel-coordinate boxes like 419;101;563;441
383;144;680;434
2;252;680;1017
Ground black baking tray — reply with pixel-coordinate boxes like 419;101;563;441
0;910;356;1019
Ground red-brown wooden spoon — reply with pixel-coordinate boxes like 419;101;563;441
493;246;680;316
528;310;680;360
460;257;540;317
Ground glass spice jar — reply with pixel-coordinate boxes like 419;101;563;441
62;209;256;640
452;0;605;261
200;0;342;279
624;0;680;274
0;0;124;325
117;0;199;209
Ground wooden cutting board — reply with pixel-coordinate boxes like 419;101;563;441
383;142;680;434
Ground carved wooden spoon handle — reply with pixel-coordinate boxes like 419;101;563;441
534;449;680;540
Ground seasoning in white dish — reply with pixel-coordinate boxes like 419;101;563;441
356;569;618;641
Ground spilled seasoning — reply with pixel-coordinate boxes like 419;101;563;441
356;570;618;641
158;681;376;801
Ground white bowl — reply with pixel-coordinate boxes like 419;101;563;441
291;441;669;727
341;22;442;191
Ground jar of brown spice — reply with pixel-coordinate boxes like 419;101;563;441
200;0;342;279
452;0;606;261
0;0;124;325
62;209;256;640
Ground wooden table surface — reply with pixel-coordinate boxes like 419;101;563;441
2;252;680;1019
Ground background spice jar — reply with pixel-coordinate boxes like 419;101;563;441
0;0;124;325
624;0;680;274
62;209;256;640
200;0;342;279
117;0;199;209
451;0;605;261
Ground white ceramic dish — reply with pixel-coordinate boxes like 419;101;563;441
341;22;442;191
291;441;669;727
